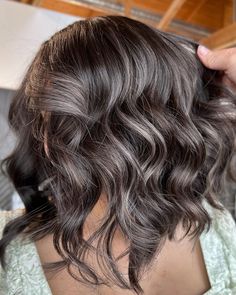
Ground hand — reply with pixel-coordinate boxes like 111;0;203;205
197;45;236;92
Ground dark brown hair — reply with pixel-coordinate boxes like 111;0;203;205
1;15;236;294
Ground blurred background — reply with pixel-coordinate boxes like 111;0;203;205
0;0;236;217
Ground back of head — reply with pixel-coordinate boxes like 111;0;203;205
1;15;236;294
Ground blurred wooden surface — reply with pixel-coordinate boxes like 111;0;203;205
17;0;235;47
157;0;187;30
201;22;236;49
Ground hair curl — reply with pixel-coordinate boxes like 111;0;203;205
0;15;236;294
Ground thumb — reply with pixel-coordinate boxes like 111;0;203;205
197;45;231;71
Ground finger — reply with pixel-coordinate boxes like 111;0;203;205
197;45;236;71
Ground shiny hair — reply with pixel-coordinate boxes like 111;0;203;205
0;15;236;294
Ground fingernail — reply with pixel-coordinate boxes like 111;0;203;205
198;45;210;56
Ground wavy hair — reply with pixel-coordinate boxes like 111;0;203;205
0;15;236;294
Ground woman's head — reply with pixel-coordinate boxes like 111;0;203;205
1;15;236;294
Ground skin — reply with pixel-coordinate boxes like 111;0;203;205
35;210;211;295
197;45;236;92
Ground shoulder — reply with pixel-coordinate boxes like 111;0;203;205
202;199;236;237
0;208;26;290
201;199;236;251
0;208;51;294
200;199;236;294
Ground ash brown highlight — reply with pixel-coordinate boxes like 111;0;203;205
0;15;236;294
